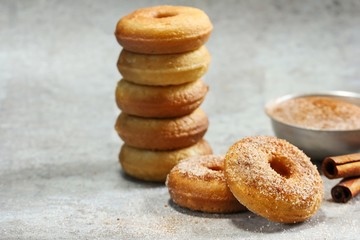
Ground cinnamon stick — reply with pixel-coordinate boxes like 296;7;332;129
331;177;360;203
322;153;360;179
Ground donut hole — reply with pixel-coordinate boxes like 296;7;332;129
154;11;178;18
207;165;223;172
269;155;292;179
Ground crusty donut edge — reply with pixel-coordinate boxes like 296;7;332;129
116;46;211;86
119;139;213;182
114;108;209;150
115;79;209;118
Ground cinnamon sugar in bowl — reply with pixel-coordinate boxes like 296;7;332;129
265;91;360;161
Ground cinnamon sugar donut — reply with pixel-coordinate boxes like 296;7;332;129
114;108;209;150
224;136;323;223
117;46;210;86
115;5;213;54
115;79;208;118
166;155;247;213
120;139;212;182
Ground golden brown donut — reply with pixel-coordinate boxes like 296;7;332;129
115;5;213;54
114;108;209;150
117;46;211;86
224;136;323;223
120;139;212;182
115;79;208;118
166;155;247;213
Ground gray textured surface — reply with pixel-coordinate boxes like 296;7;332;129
1;0;360;239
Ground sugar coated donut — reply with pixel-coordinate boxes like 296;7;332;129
224;136;323;223
120;139;212;182
115;5;213;54
114;108;209;150
166;155;247;213
115;79;208;118
117;46;210;86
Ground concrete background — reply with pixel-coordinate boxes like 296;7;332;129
1;0;359;239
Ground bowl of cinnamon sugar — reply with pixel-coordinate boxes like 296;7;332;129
265;91;360;161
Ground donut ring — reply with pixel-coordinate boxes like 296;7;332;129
114;108;209;150
115;79;208;118
224;136;323;223
166;155;247;213
115;5;213;54
120;139;212;182
117;46;210;86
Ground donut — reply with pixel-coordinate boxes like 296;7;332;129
166;155;247;213
115;79;208;118
114;108;209;150
224;136;323;223
120;139;212;182
115;5;213;54
117;46;210;86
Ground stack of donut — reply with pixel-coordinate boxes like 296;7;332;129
114;5;214;182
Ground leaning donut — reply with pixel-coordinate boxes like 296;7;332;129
114;108;209;150
115;79;208;118
166;154;247;213
117;46;210;86
224;136;323;223
120;139;212;182
115;5;213;54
